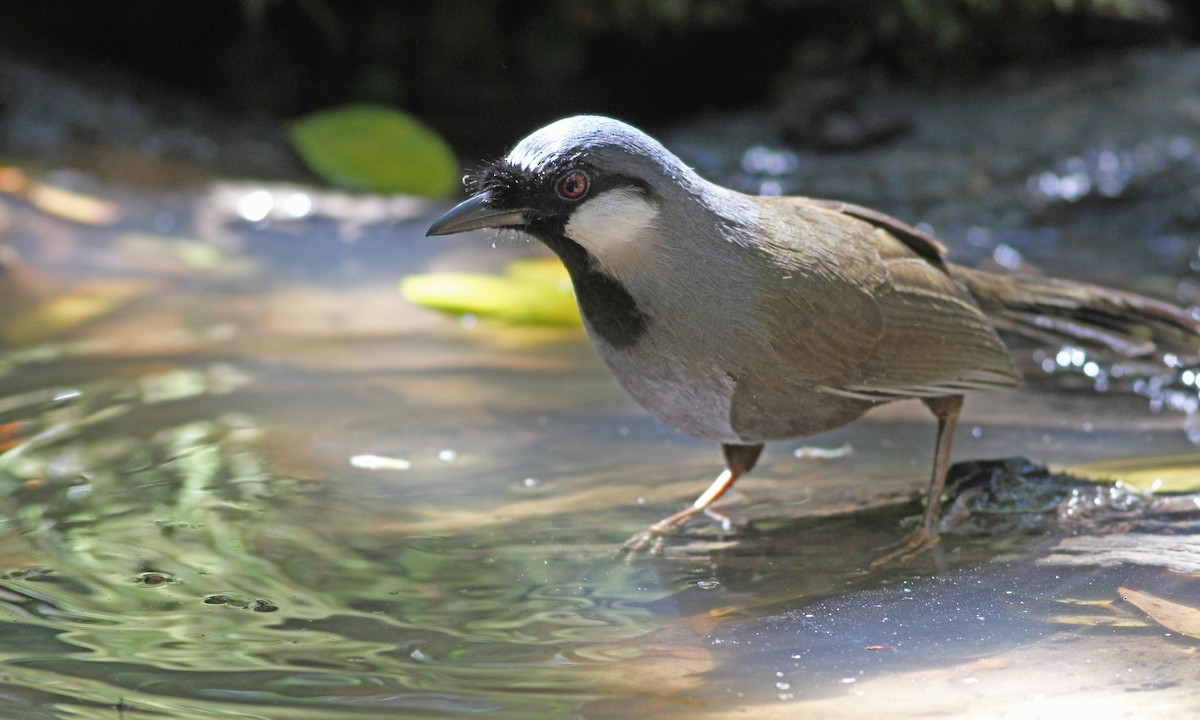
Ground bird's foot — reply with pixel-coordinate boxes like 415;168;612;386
868;527;940;570
618;528;666;557
618;507;701;558
618;505;752;558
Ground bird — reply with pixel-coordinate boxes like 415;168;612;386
426;115;1200;562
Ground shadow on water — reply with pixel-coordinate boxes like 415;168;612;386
2;57;1200;720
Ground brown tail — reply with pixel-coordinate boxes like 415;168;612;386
950;265;1200;363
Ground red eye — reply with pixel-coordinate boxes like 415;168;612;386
556;171;589;200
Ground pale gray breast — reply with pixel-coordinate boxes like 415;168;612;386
581;190;784;443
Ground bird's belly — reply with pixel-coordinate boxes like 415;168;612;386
595;345;876;445
728;372;878;442
598;345;742;443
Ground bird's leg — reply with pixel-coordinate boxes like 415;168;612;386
620;443;763;554
685;443;765;532
869;394;963;569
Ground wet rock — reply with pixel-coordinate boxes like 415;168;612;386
940;456;1200;537
1041;532;1200;573
772;77;913;151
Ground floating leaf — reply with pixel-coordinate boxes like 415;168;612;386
1120;586;1200;639
289;105;459;198
793;442;854;460
401;258;581;327
1070;455;1200;493
349;454;412;471
28;183;122;225
1043;613;1150;628
0;166;121;225
2;279;158;345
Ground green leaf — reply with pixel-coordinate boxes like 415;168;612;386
289;105;459;198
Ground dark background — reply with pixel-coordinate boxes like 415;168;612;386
2;0;1195;156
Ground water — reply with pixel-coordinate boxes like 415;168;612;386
1;176;1199;719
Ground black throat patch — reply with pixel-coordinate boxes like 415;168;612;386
539;232;648;349
466;159;650;349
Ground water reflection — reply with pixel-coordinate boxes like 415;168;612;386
0;167;1198;719
0;362;663;718
689;561;1200;718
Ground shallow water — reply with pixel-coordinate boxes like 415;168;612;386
1;177;1199;720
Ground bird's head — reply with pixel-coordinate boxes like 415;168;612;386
427;115;708;280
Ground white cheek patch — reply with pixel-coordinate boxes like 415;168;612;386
564;189;662;279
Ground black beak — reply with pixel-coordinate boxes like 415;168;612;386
426;192;531;237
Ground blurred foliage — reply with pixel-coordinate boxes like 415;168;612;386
797;0;1174;77
0;0;1189;154
2;278;157;345
288;105;458;197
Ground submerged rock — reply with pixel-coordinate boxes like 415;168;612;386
939;456;1200;538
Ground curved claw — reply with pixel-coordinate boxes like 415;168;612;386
617;530;664;559
868;527;941;570
617;510;697;559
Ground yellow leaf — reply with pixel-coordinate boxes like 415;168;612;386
0;166;121;225
401;259;581;327
27;183;122;226
1044;613;1150;628
3;279;157;345
1069;455;1200;493
1120;586;1200;639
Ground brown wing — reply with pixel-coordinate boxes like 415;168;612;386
809;198;948;266
755;197;1021;399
